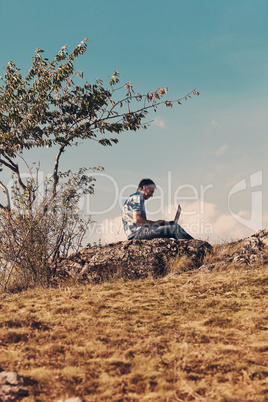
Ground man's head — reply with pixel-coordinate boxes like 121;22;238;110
138;178;156;200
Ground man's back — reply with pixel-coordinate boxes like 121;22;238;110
122;190;146;239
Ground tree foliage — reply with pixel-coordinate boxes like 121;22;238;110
0;38;199;205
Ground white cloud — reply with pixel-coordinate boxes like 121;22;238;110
152;117;166;128
87;215;125;245
163;201;267;243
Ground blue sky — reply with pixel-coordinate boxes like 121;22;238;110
1;0;267;243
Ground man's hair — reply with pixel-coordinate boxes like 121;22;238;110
138;178;156;190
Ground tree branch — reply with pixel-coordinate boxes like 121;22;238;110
0;181;11;210
0;155;18;172
52;143;66;198
0;156;27;191
71;88;199;132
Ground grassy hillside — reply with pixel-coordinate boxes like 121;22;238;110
0;259;267;401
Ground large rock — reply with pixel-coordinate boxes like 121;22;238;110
54;238;212;284
0;370;28;401
53;230;268;284
200;229;268;271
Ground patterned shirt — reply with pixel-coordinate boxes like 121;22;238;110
122;190;147;239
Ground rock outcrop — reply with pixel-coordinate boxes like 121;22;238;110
0;369;29;401
54;238;212;284
200;229;268;271
53;230;268;284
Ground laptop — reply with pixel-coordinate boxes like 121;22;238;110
158;204;181;225
173;204;182;223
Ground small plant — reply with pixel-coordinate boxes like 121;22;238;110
86;238;103;248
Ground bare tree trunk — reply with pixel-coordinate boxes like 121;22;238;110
52;144;65;199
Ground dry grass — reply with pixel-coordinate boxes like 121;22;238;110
202;240;245;266
0;263;267;401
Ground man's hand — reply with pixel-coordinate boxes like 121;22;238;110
154;220;165;226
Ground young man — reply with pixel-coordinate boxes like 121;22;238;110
122;178;193;240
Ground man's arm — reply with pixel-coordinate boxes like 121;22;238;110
133;210;165;226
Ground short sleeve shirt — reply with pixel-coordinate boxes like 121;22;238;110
122;190;146;239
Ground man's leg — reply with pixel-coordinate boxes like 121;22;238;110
173;222;193;240
134;222;193;240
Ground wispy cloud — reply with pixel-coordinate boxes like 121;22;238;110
209;120;220;128
214;144;228;157
152;117;166;128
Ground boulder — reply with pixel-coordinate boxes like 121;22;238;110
0;370;28;401
54;238;212;284
53;230;268;284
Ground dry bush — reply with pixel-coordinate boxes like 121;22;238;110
0;183;91;292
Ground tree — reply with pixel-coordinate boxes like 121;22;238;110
0;39;199;290
0;38;199;207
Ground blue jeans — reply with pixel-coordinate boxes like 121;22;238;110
131;221;193;240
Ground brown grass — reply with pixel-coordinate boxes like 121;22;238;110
202;240;245;265
0;262;267;401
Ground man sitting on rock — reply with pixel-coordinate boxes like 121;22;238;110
122;178;193;241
